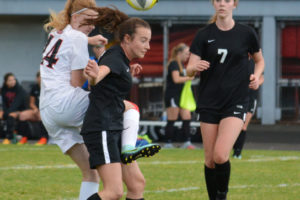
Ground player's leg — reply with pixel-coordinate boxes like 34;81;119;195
122;101;140;152
214;117;243;200
17;110;37;145
40;97;100;200
200;121;218;200
164;97;180;148
179;108;195;149
66;143;100;200
121;100;161;164
122;162;145;200
233;112;252;158
84;130;124;200
2;112;19;144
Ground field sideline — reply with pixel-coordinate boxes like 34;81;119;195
0;145;299;200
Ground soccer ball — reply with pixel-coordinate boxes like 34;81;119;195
126;0;158;11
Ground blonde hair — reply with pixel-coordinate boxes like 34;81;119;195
44;0;97;32
209;0;239;24
168;43;188;74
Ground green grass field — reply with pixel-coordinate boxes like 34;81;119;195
0;144;299;200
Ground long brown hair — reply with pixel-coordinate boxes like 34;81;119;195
44;0;97;32
209;0;239;24
89;7;150;42
168;43;188;74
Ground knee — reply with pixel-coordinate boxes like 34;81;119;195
82;169;100;183
213;151;229;164
106;186;123;200
204;159;215;168
18;113;26;121
127;175;145;195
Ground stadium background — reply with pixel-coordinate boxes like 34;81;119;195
0;0;300;125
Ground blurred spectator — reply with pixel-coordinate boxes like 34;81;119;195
1;73;28;144
164;43;195;149
18;71;48;145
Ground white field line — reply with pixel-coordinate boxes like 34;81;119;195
0;156;299;171
58;183;300;200
0;147;46;152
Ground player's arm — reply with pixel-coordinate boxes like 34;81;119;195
249;50;265;90
29;96;38;112
84;60;110;86
172;70;194;83
71;69;87;87
186;53;210;77
88;35;108;47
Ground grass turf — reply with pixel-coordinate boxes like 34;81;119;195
0;145;299;200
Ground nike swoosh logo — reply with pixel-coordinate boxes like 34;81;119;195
208;40;215;43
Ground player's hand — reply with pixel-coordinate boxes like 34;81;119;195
130;63;143;76
249;74;259;90
88;35;108;47
85;60;99;85
193;60;210;72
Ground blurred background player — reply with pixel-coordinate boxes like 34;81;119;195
1;73;28;144
164;43;195;149
233;59;264;159
18;71;49;145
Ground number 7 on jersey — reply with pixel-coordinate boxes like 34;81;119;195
218;48;228;64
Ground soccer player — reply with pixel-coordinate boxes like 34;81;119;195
40;1;104;199
164;43;195;149
80;15;153;200
233;59;264;159
186;0;265;199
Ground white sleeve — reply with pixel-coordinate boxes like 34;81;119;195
70;34;89;71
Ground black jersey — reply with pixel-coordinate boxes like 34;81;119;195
30;84;40;108
165;61;184;99
81;45;132;133
190;22;260;111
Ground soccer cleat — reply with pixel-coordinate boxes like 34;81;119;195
2;138;11;145
233;154;242;160
17;137;28;145
180;141;196;149
35;137;48;146
121;143;161;164
163;143;175;149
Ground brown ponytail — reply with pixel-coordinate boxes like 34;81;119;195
89;7;150;42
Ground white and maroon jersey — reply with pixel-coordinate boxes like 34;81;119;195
40;25;89;112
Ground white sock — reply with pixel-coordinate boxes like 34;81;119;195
122;109;140;152
79;181;99;200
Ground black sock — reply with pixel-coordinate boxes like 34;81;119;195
182;120;191;142
233;130;246;156
126;198;144;200
215;161;231;194
39;121;48;138
165;120;175;143
18;121;29;138
87;193;102;200
6;116;16;139
204;165;217;200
